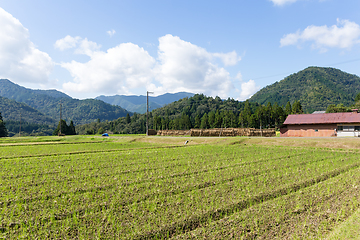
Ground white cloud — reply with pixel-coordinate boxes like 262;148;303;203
155;34;234;98
239;80;259;101
270;0;298;6
54;36;101;56
54;35;81;51
107;29;116;37
74;38;101;57
280;19;360;51
61;42;155;94
59;34;240;98
0;7;53;84
213;51;241;66
236;72;243;81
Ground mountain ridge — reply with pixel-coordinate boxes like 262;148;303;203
0;79;129;125
96;92;195;113
249;67;360;113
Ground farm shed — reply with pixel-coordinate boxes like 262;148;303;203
280;111;360;137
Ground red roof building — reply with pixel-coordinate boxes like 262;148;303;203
280;112;360;137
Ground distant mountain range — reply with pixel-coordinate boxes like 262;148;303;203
96;92;195;113
0;79;129;125
0;79;195;127
249;67;360;113
1;66;360;133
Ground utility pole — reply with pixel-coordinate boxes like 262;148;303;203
146;91;153;136
59;103;62;135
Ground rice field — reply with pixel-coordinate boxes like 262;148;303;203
0;135;359;239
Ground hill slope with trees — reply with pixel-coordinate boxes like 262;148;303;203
0;79;130;124
249;67;360;113
0;96;59;136
0;96;56;124
77;94;301;135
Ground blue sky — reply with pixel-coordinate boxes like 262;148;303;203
1;0;360;101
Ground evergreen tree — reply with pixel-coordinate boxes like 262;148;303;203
126;113;131;124
255;105;265;129
0;112;8;137
153;115;162;130
242;100;252;127
223;111;231;128
53;119;67;135
208;111;216;128
180;112;191;130
238;112;246;128
164;116;170;130
194;115;201;129
214;110;222;128
292;100;303;114
68;121;76;135
200;113;209;129
161;118;166;130
53;119;77;135
285;101;292;115
265;102;273;128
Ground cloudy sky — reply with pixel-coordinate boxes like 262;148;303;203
1;0;360;100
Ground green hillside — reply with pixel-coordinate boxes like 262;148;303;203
76;94;292;135
0;96;55;124
0;79;71;100
249;67;360;113
0;79;130;124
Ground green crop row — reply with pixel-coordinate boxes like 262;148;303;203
0;140;160;159
172;167;360;239
1;141;359;239
0;145;327;202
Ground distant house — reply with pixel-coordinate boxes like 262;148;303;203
280;111;360;137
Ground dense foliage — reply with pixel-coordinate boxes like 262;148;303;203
0;79;130;125
250;67;360;113
325;104;352;113
0;112;8;137
0;96;55;124
5;120;55;137
77;94;300;134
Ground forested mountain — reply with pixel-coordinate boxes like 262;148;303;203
0;96;56;136
0;96;55;124
96;92;194;113
77;94;298;135
249;67;360;113
0;79;130;124
0;79;71;100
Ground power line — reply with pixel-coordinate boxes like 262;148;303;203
325;58;360;67
246;58;360;82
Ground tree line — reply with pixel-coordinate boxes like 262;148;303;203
0;112;8;137
76;94;304;135
0;112;76;137
325;92;360;113
1;94;306;137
